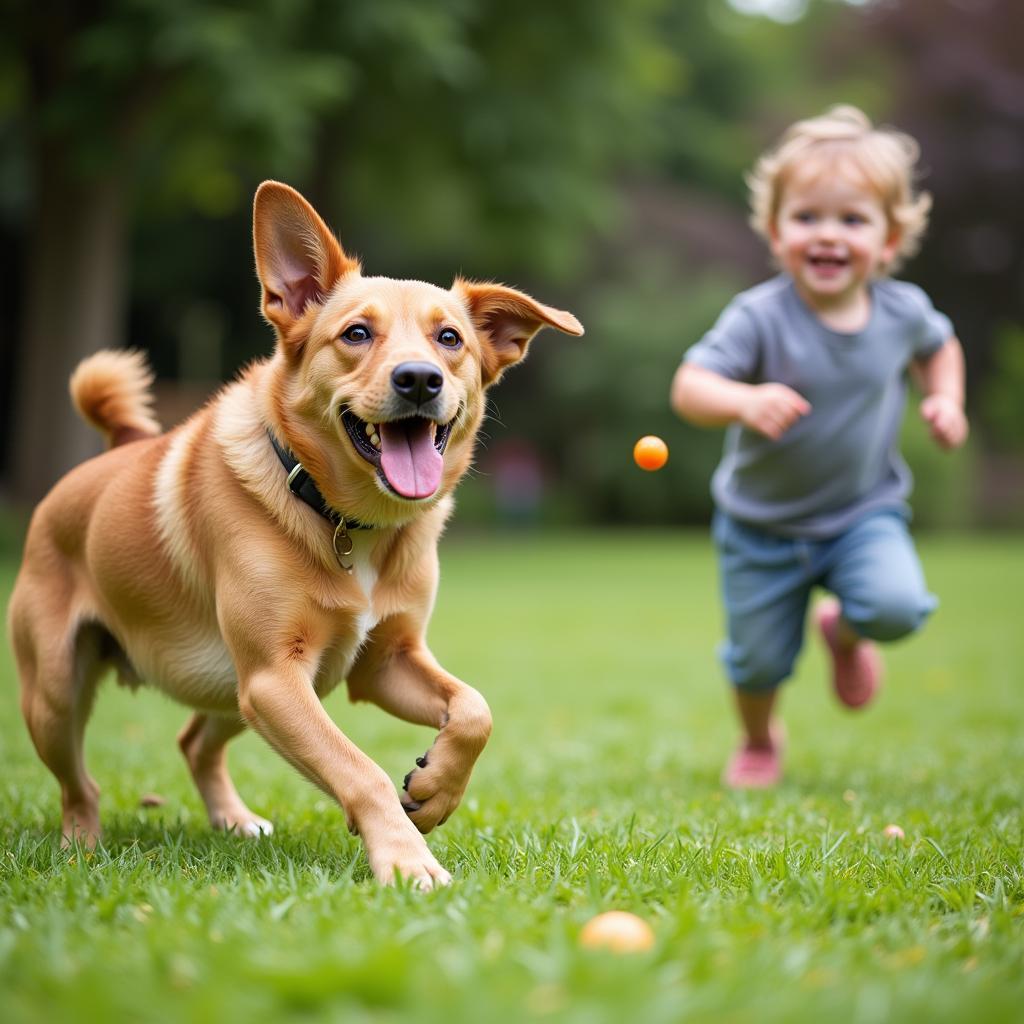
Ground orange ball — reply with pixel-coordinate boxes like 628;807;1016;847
579;911;655;953
633;435;669;471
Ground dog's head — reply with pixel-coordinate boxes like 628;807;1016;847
253;181;583;524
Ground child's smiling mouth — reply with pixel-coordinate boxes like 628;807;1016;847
804;251;852;282
807;252;849;268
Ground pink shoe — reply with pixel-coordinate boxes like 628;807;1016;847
815;598;883;709
723;726;783;789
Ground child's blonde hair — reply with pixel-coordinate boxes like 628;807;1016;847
747;104;931;273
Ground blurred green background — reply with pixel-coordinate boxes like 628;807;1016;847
1;0;1022;530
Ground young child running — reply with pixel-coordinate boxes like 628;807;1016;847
671;105;968;788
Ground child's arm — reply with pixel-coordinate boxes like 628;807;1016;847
671;363;811;442
913;337;969;450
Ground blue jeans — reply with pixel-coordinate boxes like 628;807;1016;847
713;509;937;691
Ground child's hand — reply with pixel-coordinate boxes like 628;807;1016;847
740;384;812;441
920;393;969;450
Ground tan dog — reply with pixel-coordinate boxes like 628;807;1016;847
7;181;582;888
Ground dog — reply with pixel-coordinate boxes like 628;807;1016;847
7;181;583;888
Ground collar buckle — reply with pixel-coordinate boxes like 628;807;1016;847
285;461;307;493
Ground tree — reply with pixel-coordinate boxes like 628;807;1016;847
2;0;673;502
3;0;354;500
836;0;1024;396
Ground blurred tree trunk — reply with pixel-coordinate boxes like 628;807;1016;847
10;0;129;503
10;153;128;503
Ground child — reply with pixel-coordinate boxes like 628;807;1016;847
671;105;968;788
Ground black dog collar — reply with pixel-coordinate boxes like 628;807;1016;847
267;430;372;572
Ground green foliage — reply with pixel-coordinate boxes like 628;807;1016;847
535;263;742;523
450;265;744;528
649;0;894;204
1;534;1023;1022
6;1;352;197
0;0;1014;525
901;398;977;531
982;322;1024;453
2;0;681;270
317;0;679;280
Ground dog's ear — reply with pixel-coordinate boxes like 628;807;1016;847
455;280;584;386
253;181;360;343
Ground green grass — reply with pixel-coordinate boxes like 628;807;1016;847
1;530;1022;1023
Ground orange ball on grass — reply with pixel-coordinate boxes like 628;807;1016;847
579;911;656;953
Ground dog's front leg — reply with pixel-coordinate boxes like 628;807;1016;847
236;661;451;888
348;620;492;834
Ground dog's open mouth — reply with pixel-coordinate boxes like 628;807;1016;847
341;408;453;500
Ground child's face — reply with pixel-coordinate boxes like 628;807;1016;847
770;169;900;306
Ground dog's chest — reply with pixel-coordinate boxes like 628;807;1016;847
350;538;381;640
314;536;381;695
139;533;382;709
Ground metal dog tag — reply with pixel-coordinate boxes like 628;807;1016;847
332;518;354;574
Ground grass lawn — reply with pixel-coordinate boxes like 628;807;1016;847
0;529;1021;1023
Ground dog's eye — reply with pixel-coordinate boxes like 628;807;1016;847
340;324;372;345
437;328;462;349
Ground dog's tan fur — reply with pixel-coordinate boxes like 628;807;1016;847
8;181;582;887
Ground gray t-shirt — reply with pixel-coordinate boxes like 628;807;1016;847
684;275;953;538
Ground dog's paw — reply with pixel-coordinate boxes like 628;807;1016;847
401;750;430;797
60;822;102;851
367;832;452;890
213;811;274;838
401;750;464;834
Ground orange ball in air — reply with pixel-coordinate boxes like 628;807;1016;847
633;435;669;471
579;911;656;953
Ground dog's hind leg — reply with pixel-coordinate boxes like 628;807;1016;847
177;712;273;837
11;607;104;848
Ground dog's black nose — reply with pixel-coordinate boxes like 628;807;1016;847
391;362;443;406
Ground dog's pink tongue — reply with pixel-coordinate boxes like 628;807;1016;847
379;420;443;499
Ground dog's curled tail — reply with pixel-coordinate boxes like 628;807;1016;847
70;349;162;448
